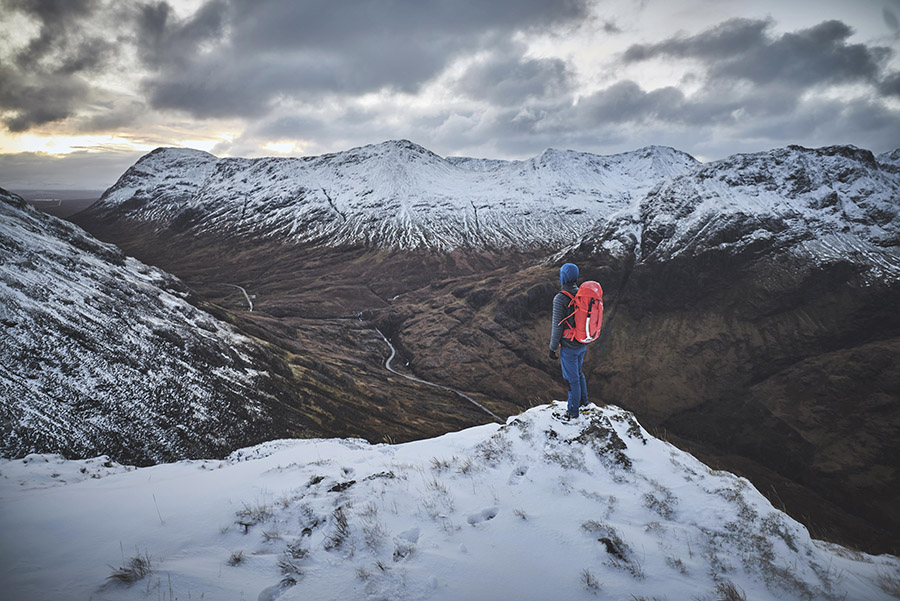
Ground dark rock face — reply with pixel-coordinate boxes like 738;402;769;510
588;247;900;553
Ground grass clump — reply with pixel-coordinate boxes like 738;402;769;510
324;506;351;551
107;551;152;584
581;568;601;593
714;581;747;601
877;568;900;597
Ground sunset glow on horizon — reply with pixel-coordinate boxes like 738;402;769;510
1;0;898;189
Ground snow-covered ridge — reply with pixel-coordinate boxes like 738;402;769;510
581;144;900;278
0;188;305;464
88;140;699;250
2;403;896;600
88;139;900;267
878;148;900;168
642;145;899;260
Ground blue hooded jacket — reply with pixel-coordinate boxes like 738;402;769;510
550;263;583;351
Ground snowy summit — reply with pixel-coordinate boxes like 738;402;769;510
83;140;699;251
2;403;897;601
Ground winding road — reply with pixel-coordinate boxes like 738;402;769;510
374;328;503;423
220;284;254;311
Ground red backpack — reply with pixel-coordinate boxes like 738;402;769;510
559;281;604;343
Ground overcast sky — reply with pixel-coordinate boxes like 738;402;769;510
1;0;899;190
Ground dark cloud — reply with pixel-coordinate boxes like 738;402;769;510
572;17;900;158
145;54;342;118
0;67;92;132
455;43;575;105
735;95;900;153
881;72;900;97
252;114;330;141
0;0;130;131
602;20;622;34
5;0;100;70
624;17;771;62
135;0;227;68
575;81;688;125
565;80;797;129
226;0;589;54
713;20;890;87
139;0;592;118
1;0;898;184
54;38;118;76
625;18;894;91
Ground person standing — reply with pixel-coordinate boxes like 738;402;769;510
549;262;590;419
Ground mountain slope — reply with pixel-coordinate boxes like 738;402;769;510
0;188;320;464
577;144;900;275
1;188;509;462
637;145;900;266
74;140;698;251
2;403;897;601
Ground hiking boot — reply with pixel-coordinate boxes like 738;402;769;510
553;412;578;422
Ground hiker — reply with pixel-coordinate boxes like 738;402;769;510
549;262;603;419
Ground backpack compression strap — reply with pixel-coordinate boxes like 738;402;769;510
557;290;577;337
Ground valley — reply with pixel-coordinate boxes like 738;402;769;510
44;140;900;555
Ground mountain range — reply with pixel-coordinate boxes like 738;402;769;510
4;139;899;555
78;140;698;251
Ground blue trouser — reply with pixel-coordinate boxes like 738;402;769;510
560;345;588;417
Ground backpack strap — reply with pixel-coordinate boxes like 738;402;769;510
557;290;577;336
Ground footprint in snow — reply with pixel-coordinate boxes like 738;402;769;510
508;465;529;485
467;507;500;525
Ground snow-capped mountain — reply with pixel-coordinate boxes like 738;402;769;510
878;148;900;168
1;403;896;600
585;145;900;276
644;145;899;259
0;188;313;464
78;140;698;250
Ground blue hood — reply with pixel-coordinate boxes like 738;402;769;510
560;263;579;286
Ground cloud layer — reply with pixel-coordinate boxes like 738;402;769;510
1;0;898;188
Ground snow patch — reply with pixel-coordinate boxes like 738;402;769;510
1;403;896;601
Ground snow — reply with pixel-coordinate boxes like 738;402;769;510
91;141;900;283
0;189;299;464
5;143;900;599
627;145;900;276
90;140;699;251
1;403;896;601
